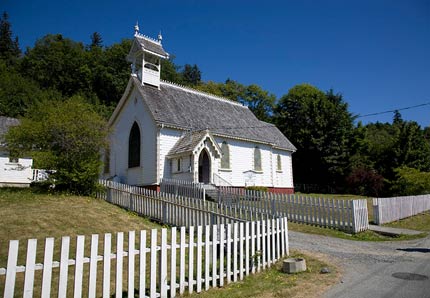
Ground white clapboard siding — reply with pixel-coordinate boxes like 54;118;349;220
373;194;430;225
1;217;288;298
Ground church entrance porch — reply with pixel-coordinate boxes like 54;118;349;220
198;149;211;184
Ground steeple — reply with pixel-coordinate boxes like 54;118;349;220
127;24;169;89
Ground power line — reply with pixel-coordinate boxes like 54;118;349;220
356;102;430;118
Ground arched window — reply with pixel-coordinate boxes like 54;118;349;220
221;141;230;169
254;146;262;171
277;154;282;171
128;122;141;168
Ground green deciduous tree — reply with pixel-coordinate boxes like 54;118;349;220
0;60;63;117
21;34;89;96
391;167;430;195
275;84;355;191
6;96;108;194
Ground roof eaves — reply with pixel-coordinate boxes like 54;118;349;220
160;80;245;107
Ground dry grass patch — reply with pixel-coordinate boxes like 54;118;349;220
183;250;340;298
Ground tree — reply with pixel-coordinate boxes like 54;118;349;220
275;84;355;191
182;64;201;85
0;11;20;65
0;60;63;117
90;32;103;48
6;96;108;194
196;79;276;122
20;34;90;96
161;56;184;84
391;167;430;195
91;39;131;106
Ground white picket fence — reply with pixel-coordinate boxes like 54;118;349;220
373;194;430;225
160;178;206;200
0;218;289;298
218;187;369;233
100;180;273;226
100;180;369;233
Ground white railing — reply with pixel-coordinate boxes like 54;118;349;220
373;194;430;225
0;218;289;297
213;173;233;187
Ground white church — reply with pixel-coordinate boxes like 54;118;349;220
106;26;296;193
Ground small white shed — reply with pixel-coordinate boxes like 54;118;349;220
0;116;34;187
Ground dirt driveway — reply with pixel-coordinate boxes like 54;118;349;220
289;231;430;298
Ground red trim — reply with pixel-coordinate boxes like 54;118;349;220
267;187;295;194
141;185;160;192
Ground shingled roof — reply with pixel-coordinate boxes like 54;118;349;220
168;130;222;157
135;34;168;58
113;76;296;151
0;116;19;146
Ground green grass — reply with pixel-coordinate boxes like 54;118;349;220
0;187;164;296
384;211;430;232
287;222;427;241
183;250;339;298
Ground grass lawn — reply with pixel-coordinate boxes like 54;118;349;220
0;187;163;296
287;222;427;241
384;211;430;232
183;250;340;298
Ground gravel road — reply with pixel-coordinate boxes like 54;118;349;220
289;231;430;298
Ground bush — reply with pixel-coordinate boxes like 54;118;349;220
391;167;430;196
245;186;268;192
346;166;384;197
6;96;108;195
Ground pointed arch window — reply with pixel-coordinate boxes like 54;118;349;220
220;141;230;169
128;122;141;168
254;146;262;171
277;154;282;171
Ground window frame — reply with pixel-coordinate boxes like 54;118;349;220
276;154;282;172
220;141;231;170
128;122;141;168
254;146;262;172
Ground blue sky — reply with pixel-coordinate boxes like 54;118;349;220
3;0;430;127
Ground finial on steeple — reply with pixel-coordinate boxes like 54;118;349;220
134;21;140;35
158;31;163;44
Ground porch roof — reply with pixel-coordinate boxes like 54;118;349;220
167;130;221;158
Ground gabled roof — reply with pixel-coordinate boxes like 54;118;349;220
132;33;169;58
110;76;296;152
0;116;19;146
167;130;222;158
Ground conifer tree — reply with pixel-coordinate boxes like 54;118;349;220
0;12;20;65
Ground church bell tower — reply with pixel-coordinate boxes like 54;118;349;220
127;23;169;89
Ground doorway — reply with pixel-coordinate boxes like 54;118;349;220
198;150;211;184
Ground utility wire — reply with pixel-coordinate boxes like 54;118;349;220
356;102;430;118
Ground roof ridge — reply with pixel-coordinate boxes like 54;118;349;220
134;32;161;45
160;80;245;107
